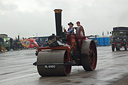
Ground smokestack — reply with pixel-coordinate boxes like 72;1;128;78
18;35;20;41
54;9;62;36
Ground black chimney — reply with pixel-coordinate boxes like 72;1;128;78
18;35;20;41
54;9;62;36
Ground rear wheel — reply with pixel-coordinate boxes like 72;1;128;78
1;46;6;53
112;45;115;51
12;43;17;50
6;47;10;51
116;47;120;51
81;40;97;71
124;45;127;51
19;44;23;50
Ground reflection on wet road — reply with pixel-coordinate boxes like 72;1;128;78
0;46;128;85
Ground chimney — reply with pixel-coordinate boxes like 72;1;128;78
54;9;62;36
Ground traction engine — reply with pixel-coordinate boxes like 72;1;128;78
34;9;97;76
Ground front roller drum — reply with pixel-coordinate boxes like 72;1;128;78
81;40;97;71
37;50;71;76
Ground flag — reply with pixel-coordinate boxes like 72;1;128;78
102;32;104;36
107;31;109;35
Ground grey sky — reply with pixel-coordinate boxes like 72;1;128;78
0;0;128;38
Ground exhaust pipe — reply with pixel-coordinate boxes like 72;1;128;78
18;35;20;41
54;9;62;36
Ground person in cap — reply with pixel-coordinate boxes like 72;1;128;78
67;22;74;34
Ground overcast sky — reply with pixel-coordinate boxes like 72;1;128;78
0;0;128;38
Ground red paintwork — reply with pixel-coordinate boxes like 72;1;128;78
26;39;38;48
37;28;86;60
67;34;77;51
113;42;124;47
36;26;97;72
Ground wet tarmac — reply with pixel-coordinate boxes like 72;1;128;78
0;46;128;85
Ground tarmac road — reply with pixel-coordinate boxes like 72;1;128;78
0;46;128;85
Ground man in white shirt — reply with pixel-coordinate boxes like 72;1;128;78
76;21;83;28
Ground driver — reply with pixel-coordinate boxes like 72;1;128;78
67;22;74;34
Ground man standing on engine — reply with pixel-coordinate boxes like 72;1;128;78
76;21;83;28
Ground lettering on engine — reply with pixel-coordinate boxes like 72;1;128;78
48;37;56;45
45;65;56;69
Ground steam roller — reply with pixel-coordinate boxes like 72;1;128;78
33;9;97;76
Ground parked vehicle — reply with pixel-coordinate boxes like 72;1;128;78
111;27;128;51
0;37;11;52
0;34;8;37
0;34;11;52
0;39;6;53
36;36;48;47
21;39;38;49
12;39;24;50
